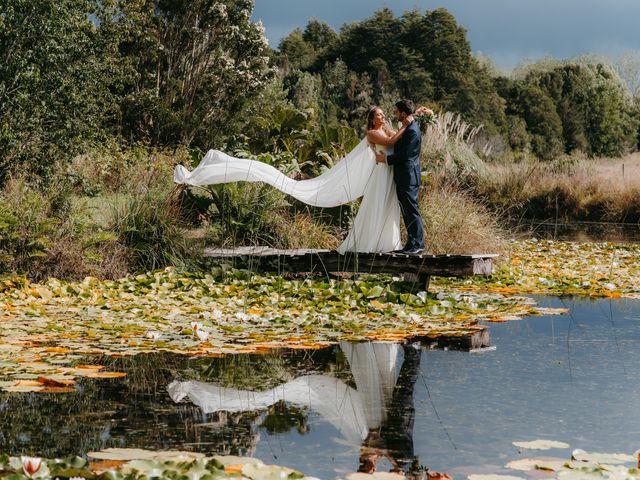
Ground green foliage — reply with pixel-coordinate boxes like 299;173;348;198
110;189;197;272
0;178;58;272
506;62;638;159
0;176;128;280
292;7;508;133
0;0;113;183
509;83;564;159
199;181;289;247
98;0;273;148
278;28;317;70
68;142;191;196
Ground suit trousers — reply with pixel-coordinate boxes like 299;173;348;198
396;183;424;250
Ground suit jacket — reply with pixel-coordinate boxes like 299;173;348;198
386;121;422;188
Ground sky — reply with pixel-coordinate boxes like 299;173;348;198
251;0;640;71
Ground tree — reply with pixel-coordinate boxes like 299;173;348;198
508;62;637;157
100;0;273;149
509;83;563;159
617;51;640;99
336;8;402;76
302;19;337;51
0;0;112;183
278;28;316;71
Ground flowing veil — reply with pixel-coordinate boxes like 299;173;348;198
174;138;375;208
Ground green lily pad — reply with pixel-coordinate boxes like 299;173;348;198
513;440;571;450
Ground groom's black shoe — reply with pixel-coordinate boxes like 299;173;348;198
391;248;406;254
402;247;424;255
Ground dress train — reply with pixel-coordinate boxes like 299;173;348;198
173;139;401;253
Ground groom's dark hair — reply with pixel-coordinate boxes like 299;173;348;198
395;99;414;115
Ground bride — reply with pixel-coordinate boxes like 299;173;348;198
173;106;412;253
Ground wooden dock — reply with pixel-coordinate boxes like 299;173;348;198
203;247;498;290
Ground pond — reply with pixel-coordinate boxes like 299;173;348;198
1;295;640;478
517;220;640;243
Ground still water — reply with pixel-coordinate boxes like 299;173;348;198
1;296;640;478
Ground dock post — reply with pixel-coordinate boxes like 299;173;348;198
419;273;431;292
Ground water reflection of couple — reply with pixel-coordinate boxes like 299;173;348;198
168;342;424;477
174;100;432;255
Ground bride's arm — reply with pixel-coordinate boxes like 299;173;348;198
366;118;413;146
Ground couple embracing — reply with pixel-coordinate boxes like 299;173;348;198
174;99;432;255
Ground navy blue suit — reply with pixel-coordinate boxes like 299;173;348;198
386;121;424;250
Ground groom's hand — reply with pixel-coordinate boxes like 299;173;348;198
375;151;387;164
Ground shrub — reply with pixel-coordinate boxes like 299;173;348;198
110;189;198;272
0;178;58;273
68;143;190;196
197;182;290;247
0;176;126;280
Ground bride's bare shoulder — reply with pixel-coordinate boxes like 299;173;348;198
366;128;388;142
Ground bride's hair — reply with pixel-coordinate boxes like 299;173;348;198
366;106;380;131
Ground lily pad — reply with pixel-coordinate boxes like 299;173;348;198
505;457;569;472
571;450;636;465
513;440;571;450
87;448;158;461
241;462;299;480
468;475;526;480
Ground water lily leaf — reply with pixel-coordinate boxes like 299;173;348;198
506;457;568;471
346;474;375;480
571;450;636;465
468;475;526;480
2;384;44;392
84;371;127;379
123;459;167;477
37;376;74;387
214;456;264;466
14;379;43;387
87;448;158;461
556;470;612;480
89;459;128;472
152;451;205;460
371;473;406;480
241;462;298;480
40;386;76;393
513;440;570;450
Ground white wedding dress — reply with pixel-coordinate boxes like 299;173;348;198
173;139;402;253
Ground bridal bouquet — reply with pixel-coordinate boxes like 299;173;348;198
413;106;437;127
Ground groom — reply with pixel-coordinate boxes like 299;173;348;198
375;99;426;254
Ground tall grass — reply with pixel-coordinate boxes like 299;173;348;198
422;112;489;188
475;152;640;223
273;211;342;250
110;189;198;272
421;184;506;255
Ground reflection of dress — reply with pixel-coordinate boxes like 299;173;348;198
341;341;402;429
173;139;401;253
167;342;403;445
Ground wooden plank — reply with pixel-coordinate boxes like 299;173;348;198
203;248;497;278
